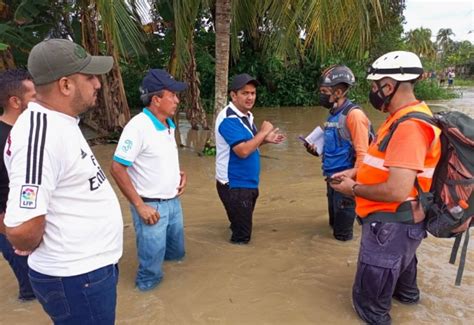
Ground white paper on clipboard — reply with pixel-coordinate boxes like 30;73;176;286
305;126;324;156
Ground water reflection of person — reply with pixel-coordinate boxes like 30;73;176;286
331;51;442;324
215;74;285;245
111;69;188;292
305;65;372;241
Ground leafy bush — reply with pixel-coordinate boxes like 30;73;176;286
414;80;459;100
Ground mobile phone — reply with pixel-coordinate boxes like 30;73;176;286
297;136;309;145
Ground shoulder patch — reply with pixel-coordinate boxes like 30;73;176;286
19;185;38;209
122;139;133;153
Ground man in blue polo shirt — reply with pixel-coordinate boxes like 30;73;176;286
110;69;188;291
216;73;285;244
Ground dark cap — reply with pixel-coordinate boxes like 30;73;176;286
28;38;113;85
140;69;188;94
229;73;259;92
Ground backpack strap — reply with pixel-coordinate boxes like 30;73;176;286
378;112;437;152
449;228;470;286
338;103;375;143
337;103;359;142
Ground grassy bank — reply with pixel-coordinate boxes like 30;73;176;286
451;78;474;87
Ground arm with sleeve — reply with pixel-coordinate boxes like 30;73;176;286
384;120;433;171
113;124;143;167
219;118;262;158
4;138;60;250
111;124;144;207
346;109;370;168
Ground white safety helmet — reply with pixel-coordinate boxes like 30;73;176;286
366;51;423;82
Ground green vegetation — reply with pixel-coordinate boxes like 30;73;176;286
414;80;458;100
452;78;474;87
0;0;471;135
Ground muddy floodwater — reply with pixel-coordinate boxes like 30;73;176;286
1;89;473;324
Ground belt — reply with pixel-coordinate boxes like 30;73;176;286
357;201;415;225
141;197;174;203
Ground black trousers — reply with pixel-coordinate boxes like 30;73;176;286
216;181;259;243
326;183;356;241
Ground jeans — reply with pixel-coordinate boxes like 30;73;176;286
0;233;35;300
216;182;259;243
352;222;426;325
326;183;356;241
28;264;119;325
130;197;185;291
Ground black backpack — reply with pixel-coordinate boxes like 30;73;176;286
379;111;474;286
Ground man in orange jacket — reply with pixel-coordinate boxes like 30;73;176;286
330;51;441;324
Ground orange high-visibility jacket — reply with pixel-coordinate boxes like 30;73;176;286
356;101;442;218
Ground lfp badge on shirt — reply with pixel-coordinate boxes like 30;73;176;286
20;185;38;209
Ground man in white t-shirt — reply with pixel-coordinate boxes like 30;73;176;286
4;39;123;324
110;69;187;292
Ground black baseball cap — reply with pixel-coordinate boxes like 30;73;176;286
141;69;188;94
27;39;113;85
229;73;260;92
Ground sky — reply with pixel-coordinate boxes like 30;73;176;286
403;0;474;43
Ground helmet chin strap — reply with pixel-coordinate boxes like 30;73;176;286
329;88;349;114
377;80;400;112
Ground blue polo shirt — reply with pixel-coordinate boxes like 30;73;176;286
215;103;260;189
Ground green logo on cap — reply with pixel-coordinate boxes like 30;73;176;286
74;45;87;59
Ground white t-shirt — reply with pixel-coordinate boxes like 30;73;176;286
4;103;123;277
113;108;180;199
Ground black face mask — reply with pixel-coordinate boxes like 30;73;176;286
319;93;333;109
368;89;386;111
369;81;402;112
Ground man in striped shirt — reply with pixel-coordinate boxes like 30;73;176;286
4;39;123;324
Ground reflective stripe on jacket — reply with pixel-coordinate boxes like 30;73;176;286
356;101;441;218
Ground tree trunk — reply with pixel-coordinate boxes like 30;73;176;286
207;0;231;148
167;27;180;142
80;3;130;138
0;46;16;71
184;35;209;130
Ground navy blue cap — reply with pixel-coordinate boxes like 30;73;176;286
140;69;188;94
229;73;260;92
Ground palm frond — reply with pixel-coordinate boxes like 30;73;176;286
96;0;147;58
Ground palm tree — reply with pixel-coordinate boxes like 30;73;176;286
212;0;232;121
0;0;147;135
150;0;210;130
437;28;455;64
405;28;436;59
206;0;386;148
80;0;147;135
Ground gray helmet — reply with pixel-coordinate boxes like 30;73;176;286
319;65;356;87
